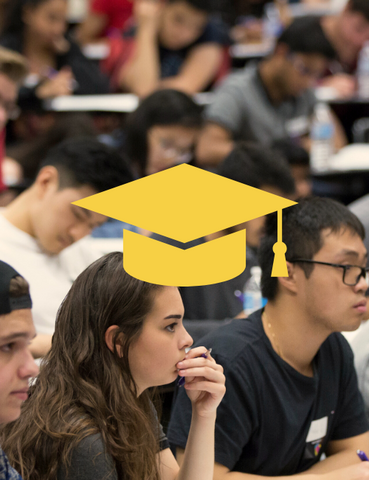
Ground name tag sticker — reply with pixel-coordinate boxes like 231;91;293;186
306;417;328;443
285;116;310;137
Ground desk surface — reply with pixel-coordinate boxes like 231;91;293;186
44;92;213;112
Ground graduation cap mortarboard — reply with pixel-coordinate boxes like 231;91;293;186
73;164;296;286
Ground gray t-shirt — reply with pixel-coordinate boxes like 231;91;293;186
57;434;117;480
57;425;169;480
206;64;317;145
349;194;369;266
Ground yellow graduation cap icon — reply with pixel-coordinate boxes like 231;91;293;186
73;164;296;286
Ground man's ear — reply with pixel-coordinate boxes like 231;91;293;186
34;166;59;199
274;42;289;59
105;325;124;357
277;261;298;294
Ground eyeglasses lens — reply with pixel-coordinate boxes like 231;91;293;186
344;266;368;286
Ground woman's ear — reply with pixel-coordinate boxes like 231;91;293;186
105;325;124;357
277;261;298;294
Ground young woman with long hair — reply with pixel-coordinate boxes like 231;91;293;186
1;252;225;480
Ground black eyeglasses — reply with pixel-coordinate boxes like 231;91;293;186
290;259;369;287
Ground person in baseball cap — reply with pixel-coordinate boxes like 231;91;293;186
0;260;38;479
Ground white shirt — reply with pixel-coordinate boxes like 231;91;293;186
0;214;103;335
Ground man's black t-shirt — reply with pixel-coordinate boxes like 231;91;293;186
168;310;369;476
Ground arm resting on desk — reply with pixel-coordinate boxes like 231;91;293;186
176;432;369;480
159;43;224;95
196;123;235;168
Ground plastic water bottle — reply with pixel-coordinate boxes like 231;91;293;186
263;3;283;42
243;266;267;316
357;42;369;99
310;103;335;173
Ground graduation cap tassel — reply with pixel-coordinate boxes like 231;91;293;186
271;209;289;277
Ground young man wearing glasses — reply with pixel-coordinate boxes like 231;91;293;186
196;17;347;168
169;196;369;479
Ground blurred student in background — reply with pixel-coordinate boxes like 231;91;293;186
102;0;230;96
272;139;312;198
124;89;203;177
0;47;28;206
196;16;345;168
92;89;203;239
320;0;369;97
0;0;110;112
0;138;134;359
76;0;133;45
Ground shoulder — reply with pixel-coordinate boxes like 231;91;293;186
212;66;257;97
195;17;230;46
297;87;317;108
58;433;117;480
196;312;266;366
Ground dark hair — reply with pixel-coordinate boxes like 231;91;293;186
218;141;296;195
2;0;57;36
0;46;28;84
1;252;163;480
272;139;310;167
258;197;365;301
10;113;96;183
348;0;369;22
8;276;30;298
124;89;203;177
277;17;337;60
167;0;213;14
37;137;134;192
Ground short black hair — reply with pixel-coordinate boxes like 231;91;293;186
218;142;296;195
272;139;310;167
168;0;213;14
348;0;369;22
38;137;134;192
258;197;365;301
125;89;203;177
277;17;337;60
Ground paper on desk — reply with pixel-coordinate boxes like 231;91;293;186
329;144;369;172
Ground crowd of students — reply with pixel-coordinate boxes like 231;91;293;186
2;0;369;479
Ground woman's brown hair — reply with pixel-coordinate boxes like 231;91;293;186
1;252;163;480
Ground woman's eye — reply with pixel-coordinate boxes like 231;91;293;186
166;323;177;333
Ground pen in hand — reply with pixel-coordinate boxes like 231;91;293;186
177;348;212;387
357;450;369;461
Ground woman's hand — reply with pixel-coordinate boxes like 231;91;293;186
36;67;76;99
134;0;163;31
176;346;226;418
